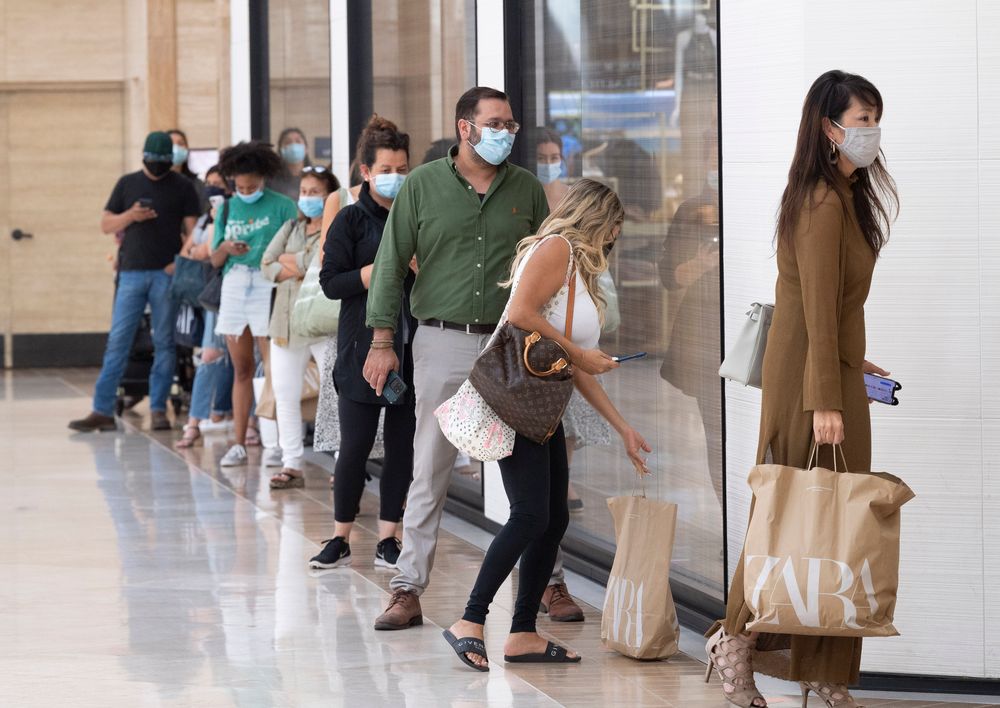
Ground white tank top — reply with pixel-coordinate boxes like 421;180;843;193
510;235;601;350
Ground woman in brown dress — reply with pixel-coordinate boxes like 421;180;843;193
705;70;898;708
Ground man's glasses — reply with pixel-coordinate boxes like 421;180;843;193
468;119;520;134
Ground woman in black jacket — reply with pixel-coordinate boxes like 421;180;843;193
310;115;415;571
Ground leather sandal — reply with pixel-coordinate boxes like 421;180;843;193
269;470;304;489
174;425;201;449
800;682;863;707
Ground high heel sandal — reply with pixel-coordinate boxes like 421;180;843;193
800;682;862;707
704;628;768;707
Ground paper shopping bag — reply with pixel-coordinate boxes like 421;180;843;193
601;495;679;660
742;452;915;638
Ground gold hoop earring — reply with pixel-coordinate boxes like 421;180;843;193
828;139;839;163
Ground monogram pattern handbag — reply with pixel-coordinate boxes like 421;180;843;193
719;302;774;388
468;238;577;445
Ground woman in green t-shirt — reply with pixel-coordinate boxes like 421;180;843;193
211;141;299;467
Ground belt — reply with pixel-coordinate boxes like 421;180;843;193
419;319;496;335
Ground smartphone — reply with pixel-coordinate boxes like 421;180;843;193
612;352;647;363
138;197;154;209
231;240;250;252
864;373;901;406
382;370;408;404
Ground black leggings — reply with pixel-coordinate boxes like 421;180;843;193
333;396;415;524
463;424;569;634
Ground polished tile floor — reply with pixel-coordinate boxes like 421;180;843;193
2;369;996;707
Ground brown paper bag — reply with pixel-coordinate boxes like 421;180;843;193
742;450;915;638
601;494;680;660
256;359;321;423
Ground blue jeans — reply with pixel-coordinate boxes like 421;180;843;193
189;312;233;419
92;270;177;416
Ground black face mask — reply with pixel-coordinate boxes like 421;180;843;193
204;185;227;199
144;160;172;178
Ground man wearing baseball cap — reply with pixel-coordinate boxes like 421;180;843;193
70;131;201;432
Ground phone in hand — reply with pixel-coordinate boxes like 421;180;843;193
382;370;408;404
612;352;647;363
138;197;154;209
864;373;901;406
231;240;250;253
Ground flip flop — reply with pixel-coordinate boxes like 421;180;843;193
504;641;581;664
442;629;489;672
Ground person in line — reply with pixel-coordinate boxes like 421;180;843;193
658;131;722;510
362;87;549;630
210;142;298;467
70;131;200;433
443;179;651;671
705;70;896;708
533;127;612;620
167;129;208;211
261;165;340;487
270;127;312;200
176;166;235;447
309;115;415;570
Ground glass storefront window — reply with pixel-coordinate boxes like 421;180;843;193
268;0;333;166
514;1;723;602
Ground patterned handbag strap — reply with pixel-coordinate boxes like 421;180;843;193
486;234;576;348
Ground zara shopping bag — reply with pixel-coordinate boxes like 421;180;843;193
601;493;680;660
742;445;915;637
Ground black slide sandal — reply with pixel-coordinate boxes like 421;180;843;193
504;641;581;664
442;629;490;672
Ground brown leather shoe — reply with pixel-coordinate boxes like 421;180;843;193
374;589;423;630
540;583;584;622
151;411;172;431
68;412;117;432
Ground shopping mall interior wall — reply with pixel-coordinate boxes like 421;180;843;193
720;0;1000;680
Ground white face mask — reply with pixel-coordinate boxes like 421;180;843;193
832;119;881;168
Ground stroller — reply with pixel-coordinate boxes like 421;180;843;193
114;307;195;417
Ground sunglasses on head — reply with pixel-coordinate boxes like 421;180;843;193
301;165;328;174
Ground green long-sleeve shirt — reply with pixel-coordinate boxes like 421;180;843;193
366;147;549;331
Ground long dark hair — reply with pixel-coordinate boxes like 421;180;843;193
167;128;197;180
776;70;898;256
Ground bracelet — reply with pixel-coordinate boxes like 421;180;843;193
370;341;394;349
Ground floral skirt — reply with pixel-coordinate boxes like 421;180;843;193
313;336;385;457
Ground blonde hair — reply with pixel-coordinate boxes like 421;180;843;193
502;178;624;323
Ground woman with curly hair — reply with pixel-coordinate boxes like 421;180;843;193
211;141;299;467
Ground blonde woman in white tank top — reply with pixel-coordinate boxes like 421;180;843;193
444;179;652;671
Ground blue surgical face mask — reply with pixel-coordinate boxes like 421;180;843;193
468;124;515;165
373;173;406;200
172;144;188;166
536;162;562;185
236;188;264;204
281;142;306;164
298;195;325;218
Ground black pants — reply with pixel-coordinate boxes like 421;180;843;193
463;424;569;634
333;396;415;524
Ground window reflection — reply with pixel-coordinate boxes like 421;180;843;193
515;1;723;599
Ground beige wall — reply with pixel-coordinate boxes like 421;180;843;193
0;0;231;350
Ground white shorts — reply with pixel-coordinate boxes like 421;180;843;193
215;264;274;337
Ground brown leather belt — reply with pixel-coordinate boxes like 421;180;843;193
419;319;496;335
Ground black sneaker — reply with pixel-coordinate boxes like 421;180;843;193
309;537;351;569
375;537;402;569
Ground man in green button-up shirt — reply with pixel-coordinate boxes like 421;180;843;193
364;87;549;631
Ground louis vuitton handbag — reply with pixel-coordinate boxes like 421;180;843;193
468;270;577;446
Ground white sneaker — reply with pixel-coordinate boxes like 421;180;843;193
262;447;283;467
220;444;248;467
199;418;232;433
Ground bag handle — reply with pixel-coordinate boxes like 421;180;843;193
806;442;850;473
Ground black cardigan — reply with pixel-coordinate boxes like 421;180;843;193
320;184;416;405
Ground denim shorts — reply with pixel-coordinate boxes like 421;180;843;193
215;264;274;337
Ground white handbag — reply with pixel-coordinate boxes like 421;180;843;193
719;302;774;388
433;380;516;461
